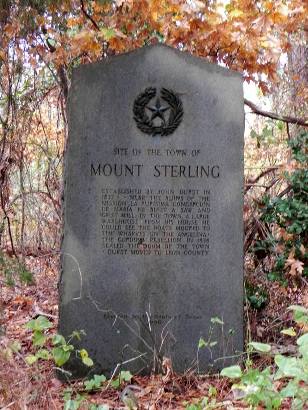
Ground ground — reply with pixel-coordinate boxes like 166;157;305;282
0;256;306;409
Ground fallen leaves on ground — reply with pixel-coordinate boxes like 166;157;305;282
0;256;306;409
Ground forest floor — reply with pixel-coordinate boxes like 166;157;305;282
0;256;307;409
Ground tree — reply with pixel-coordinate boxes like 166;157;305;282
0;0;307;257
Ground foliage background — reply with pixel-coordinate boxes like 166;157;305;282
0;0;307;408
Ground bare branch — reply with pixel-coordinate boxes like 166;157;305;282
245;166;279;194
80;0;100;31
244;98;308;127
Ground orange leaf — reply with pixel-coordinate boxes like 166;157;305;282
285;253;304;276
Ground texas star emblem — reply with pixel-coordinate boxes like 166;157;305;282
133;87;183;136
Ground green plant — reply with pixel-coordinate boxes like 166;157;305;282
197;316;224;372
254;132;308;281
24;316;93;368
220;305;308;409
63;389;85;410
82;370;132;393
61;370;133;410
63;389;110;410
184;386;218;409
245;281;268;310
63;371;133;409
84;374;107;392
198;317;223;351
110;370;133;389
250;122;276;148
0;251;33;285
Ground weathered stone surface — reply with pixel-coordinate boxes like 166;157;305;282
59;44;244;377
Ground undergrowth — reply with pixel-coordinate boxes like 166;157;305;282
253;132;308;283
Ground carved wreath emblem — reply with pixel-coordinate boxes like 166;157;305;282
133;87;183;136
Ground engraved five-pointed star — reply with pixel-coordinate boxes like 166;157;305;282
147;98;170;122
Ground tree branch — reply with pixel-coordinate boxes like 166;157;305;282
80;0;100;31
245;166;279;194
57;65;69;102
244;98;308;127
0;190;18;259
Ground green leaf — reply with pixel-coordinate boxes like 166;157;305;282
297;333;308;346
33;330;47;346
25;319;37;330
110;378;121;389
208;386;217;397
32;315;52;330
110;371;133;389
101;28;115;40
89;405;110;410
84;380;93;391
64;399;82;410
271;396;282;409
281;327;296;337
262;126;272;139
210;317;224;325
62;344;74;352
93;374;106;383
52;334;66;346
299;343;308;360
288;305;308;314
70;330;84;340
248;342;271;353
293;399;304;409
19;266;34;284
82;356;94;367
280;380;299;398
84;374;106;391
198;337;207;348
220;365;242;379
52;347;71;366
250;130;259;139
25;316;52;331
36;349;51;360
79;349;93;367
274;368;284;381
277;121;284;131
79;348;89;359
185;405;200;410
25;354;38;365
275;355;305;380
119;370;133;382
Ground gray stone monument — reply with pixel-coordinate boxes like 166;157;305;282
59;45;244;377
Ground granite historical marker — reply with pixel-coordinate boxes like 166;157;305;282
59;45;244;377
